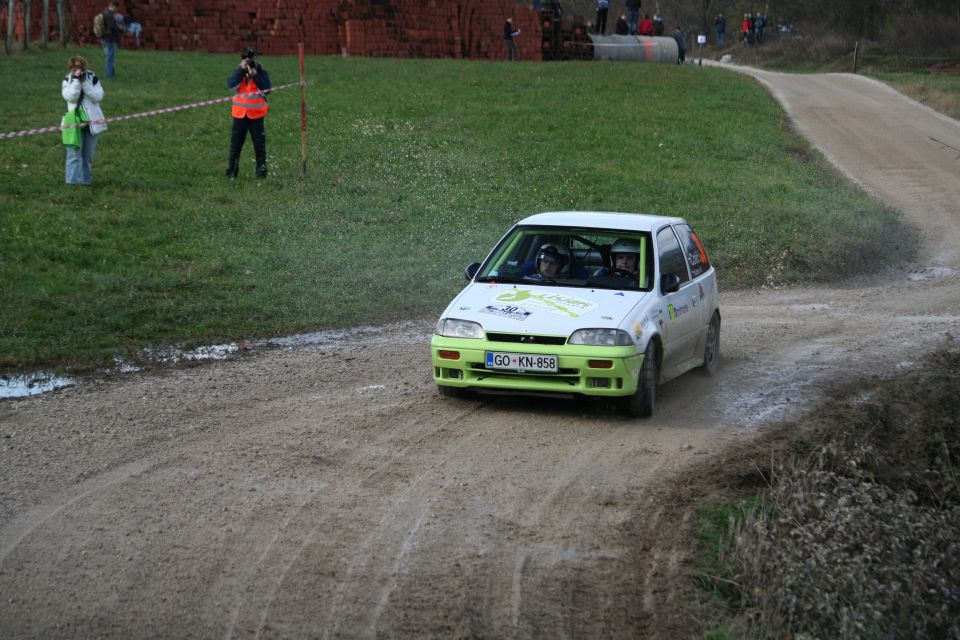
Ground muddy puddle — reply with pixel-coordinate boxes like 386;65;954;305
0;321;425;400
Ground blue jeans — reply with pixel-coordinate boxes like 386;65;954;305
127;22;142;47
65;127;99;185
627;11;639;35
101;40;116;77
716;29;725;45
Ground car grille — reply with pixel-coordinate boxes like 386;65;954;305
484;332;567;346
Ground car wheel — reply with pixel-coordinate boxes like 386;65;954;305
700;311;721;376
627;341;656;418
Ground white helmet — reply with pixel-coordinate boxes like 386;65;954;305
611;238;640;255
536;243;570;274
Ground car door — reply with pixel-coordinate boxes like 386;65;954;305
655;225;702;371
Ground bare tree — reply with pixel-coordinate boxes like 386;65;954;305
42;0;47;47
56;0;65;46
22;0;29;49
6;0;15;52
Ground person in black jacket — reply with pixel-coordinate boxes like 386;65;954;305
97;2;122;78
615;15;629;35
504;18;520;61
671;26;687;63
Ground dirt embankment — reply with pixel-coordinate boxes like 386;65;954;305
1;70;959;638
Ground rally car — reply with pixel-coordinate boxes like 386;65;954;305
431;211;720;417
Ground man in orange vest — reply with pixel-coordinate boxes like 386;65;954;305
227;47;271;179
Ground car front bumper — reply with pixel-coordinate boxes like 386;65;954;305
431;336;645;397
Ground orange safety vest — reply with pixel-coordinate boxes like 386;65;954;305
231;77;269;119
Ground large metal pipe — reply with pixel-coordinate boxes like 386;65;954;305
588;35;678;63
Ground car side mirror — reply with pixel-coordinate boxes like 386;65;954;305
464;262;481;280
660;273;681;294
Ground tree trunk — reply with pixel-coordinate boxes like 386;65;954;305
56;0;64;45
6;0;15;53
23;0;30;50
42;0;47;47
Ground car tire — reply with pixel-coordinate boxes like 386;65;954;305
626;341;656;418
700;311;721;376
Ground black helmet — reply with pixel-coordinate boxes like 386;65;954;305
241;47;257;60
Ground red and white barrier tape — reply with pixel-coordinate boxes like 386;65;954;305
0;81;304;141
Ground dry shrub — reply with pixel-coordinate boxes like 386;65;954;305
733;30;856;70
879;13;960;59
724;350;960;639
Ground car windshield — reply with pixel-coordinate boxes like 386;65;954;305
475;225;654;291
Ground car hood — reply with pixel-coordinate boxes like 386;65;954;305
443;283;648;335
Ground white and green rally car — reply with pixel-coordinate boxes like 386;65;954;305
431;211;720;417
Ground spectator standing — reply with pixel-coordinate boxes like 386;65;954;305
740;13;752;45
96;2;122;78
504;17;520;61
226;47;271;179
615;14;629;35
638;14;654;36
653;13;664;36
755;12;766;43
595;0;608;35
61;56;107;185
714;13;726;45
123;6;143;47
625;0;641;35
671;26;686;63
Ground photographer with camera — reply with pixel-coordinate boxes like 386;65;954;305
226;47;271;179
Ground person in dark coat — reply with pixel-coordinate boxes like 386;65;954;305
615;14;629;35
625;0;641;34
671;26;687;63
504;17;520;61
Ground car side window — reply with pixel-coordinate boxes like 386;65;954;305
673;224;711;278
657;227;690;288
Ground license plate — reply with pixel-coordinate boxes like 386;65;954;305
485;352;558;373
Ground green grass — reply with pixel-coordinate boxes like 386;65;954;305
0;47;916;372
693;496;766;599
868;71;960;121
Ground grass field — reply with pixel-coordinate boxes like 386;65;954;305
0;47;917;372
868;71;960;121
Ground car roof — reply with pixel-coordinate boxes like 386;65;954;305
516;211;686;232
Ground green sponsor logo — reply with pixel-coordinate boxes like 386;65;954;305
494;289;597;318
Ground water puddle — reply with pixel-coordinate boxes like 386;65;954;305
0;321;425;400
0;372;76;399
907;266;955;281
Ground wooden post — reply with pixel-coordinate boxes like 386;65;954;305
299;42;308;179
853;40;860;73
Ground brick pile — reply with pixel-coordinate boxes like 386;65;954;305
2;0;544;61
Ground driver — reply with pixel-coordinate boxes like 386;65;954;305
532;243;570;279
595;238;640;278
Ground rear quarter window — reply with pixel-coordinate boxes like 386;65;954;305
674;224;711;278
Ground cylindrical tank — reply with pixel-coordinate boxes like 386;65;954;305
588;35;679;63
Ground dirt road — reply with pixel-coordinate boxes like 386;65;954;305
1;70;959;639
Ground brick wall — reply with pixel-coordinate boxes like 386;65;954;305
2;0;542;61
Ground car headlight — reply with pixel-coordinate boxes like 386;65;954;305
435;318;485;339
568;328;634;346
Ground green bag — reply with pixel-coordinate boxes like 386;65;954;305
61;106;89;148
